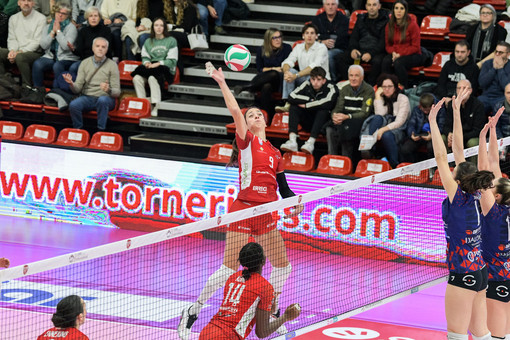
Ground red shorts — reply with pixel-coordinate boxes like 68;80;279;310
199;322;241;340
227;199;276;236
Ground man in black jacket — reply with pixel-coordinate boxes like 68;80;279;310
312;0;349;83
442;79;486;153
280;66;339;155
436;40;479;104
334;0;388;84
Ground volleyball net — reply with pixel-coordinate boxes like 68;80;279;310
2;138;510;339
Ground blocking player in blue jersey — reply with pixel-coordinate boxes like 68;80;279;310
478;107;510;340
430;89;494;340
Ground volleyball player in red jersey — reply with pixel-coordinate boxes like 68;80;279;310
200;242;301;339
430;89;493;340
178;62;303;340
37;295;88;340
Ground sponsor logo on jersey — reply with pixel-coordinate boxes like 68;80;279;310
463;275;476;286
253;186;267;193
467;249;482;262
497;285;509;298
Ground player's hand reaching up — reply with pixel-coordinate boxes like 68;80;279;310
206;62;225;85
428;97;446;124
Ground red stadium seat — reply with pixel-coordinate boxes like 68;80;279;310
420;15;452;41
353;159;391;177
394;163;430;184
118;60;141;86
316;7;346;15
0;100;11;110
88;132;123;152
0;121;23;140
21;124;56;144
315;155;352;176
473;0;506;10
431;167;454;186
265;112;289;136
423;51;451;78
11;101;44;113
109;97;151;122
282;151;315;172
54;128;90;148
498;20;510;36
204;143;233;163
349;10;367;33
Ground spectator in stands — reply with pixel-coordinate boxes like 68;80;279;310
0;0;46;87
0;257;9;268
32;2;79;88
335;0;389;84
63;37;120;131
280;66;338;155
0;0;20;16
33;0;52;18
466;4;507;68
493;83;510;160
442;79;486;152
275;23;329;113
312;0;348;83
400;92;445;163
165;0;199;49
478;41;510;115
121;1;153;61
72;0;104;26
132;17;178;117
101;0;137;60
325;64;374;161
360;73;410;168
196;0;227;37
381;0;422;88
68;6;112;75
435;40;479;104
234;28;292;124
37;295;88;340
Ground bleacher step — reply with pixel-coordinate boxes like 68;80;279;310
247;3;317;16
158;99;232;117
140;117;228;135
168;83;254;100
224;19;303;33
183;65;256;82
129;133;232;158
210;34;296;49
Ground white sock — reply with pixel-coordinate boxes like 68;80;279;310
269;264;292;310
472;333;491;340
191;264;236;315
307;137;316;145
289;133;297;142
447;332;468;340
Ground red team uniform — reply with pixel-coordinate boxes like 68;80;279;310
229;131;284;235
199;272;274;340
37;327;89;340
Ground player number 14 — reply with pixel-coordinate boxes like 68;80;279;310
224;282;246;306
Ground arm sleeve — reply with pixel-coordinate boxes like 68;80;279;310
398;21;421;56
305;83;338;110
386;94;410;130
282;45;298;68
353;85;375;120
348;20;361;52
56;24;78;51
288;81;312;105
276;172;295;198
39;24;53;51
109;62;121;98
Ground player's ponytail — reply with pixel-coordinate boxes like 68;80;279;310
239;242;265;280
495;177;510;205
460;170;495;194
51;295;84;328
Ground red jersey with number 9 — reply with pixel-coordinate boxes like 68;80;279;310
236;131;284;203
207;271;274;339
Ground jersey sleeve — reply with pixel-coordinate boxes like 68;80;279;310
275;149;285;173
236;130;253;151
258;280;275;312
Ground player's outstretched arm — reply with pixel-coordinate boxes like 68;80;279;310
206;62;247;139
430;98;457;201
451;88;469;165
478;122;490;172
255;304;301;338
488;107;503;179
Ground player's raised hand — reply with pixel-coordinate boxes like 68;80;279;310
492;106;504;128
428;97;445;123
